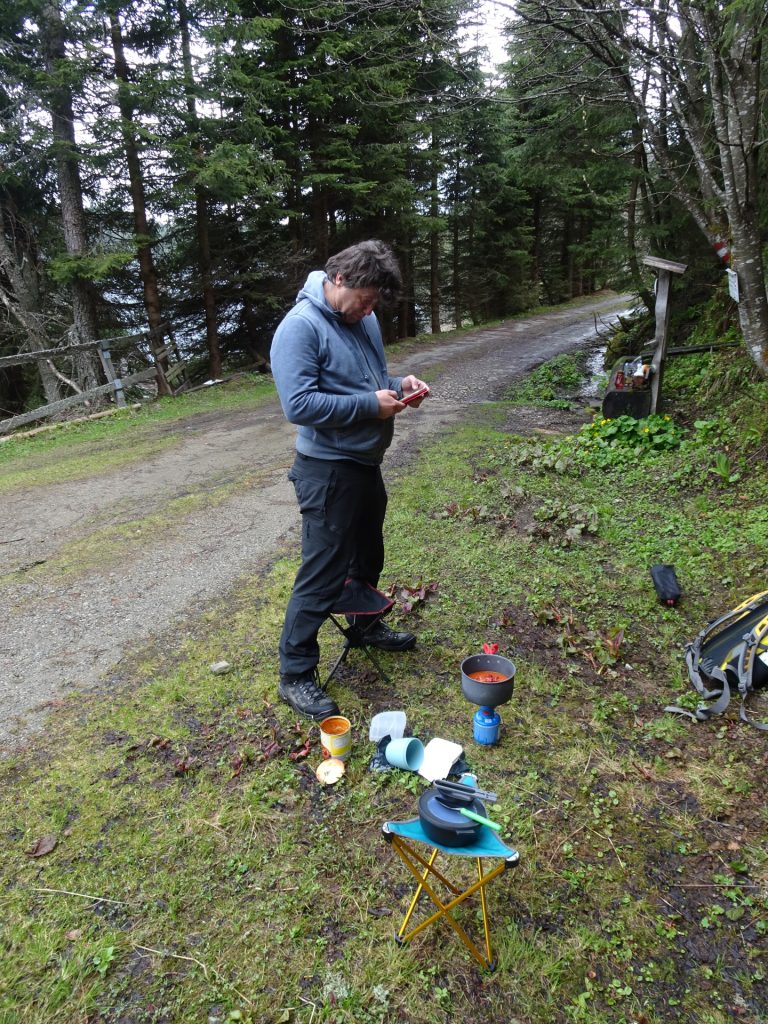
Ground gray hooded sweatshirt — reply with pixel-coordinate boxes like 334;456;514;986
270;271;403;465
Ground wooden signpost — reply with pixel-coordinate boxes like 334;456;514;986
602;255;688;419
643;256;687;414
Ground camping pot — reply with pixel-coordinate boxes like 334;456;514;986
460;653;516;708
418;788;486;847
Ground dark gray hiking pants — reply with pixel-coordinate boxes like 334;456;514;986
278;453;387;679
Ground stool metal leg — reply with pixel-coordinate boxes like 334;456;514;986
399;846;438;939
357;643;391;683
324;637;352;686
390;835;505;970
392;835;462;896
477;858;494;968
324;615;391;686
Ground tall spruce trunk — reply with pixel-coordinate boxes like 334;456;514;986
109;10;171;395
451;155;462;329
0;198;62;405
41;1;99;392
429;137;441;335
178;0;221;379
531;191;542;293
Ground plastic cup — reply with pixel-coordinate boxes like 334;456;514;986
319;716;352;761
385;737;425;772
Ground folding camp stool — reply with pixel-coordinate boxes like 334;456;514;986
324;577;394;687
382;817;519;971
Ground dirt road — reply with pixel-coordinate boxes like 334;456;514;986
0;294;631;749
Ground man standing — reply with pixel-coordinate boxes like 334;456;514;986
271;240;428;720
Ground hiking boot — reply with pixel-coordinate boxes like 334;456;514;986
363;621;416;652
278;673;339;721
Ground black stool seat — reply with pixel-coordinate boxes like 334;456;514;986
331;577;393;618
324;578;394;684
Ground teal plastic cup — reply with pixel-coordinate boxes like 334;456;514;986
385;737;425;772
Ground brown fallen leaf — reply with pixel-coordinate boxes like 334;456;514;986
26;834;57;858
289;738;312;761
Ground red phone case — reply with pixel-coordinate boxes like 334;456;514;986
401;385;430;406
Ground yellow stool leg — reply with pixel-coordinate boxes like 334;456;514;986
398;846;439;939
390;836;505;970
477;857;493;967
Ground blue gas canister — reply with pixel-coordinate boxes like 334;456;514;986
473;707;501;745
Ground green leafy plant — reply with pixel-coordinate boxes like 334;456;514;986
532;498;600;546
710;451;740;485
574;413;684;467
91;945;117;978
506;352;584;405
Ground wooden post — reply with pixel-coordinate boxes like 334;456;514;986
96;341;126;408
642;256;687;414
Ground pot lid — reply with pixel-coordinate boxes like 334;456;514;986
418;789;485;831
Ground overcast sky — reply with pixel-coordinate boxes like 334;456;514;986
476;0;511;69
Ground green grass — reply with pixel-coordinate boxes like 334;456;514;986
505;351;586;405
1;346;767;1023
0;373;275;492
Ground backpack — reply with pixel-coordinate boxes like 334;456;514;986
666;591;768;730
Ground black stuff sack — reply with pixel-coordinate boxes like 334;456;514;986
667;591;768;730
650;564;681;606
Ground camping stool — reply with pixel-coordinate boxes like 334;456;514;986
382;817;520;971
324;577;394;687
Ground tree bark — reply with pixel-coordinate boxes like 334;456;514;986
429;130;441;335
530;190;542;291
41;1;100;391
0;197;62;404
451;154;462;329
178;0;221;379
109;9;172;395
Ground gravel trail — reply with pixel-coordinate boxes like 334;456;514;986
0;293;630;750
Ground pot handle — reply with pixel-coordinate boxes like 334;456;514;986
459;807;501;831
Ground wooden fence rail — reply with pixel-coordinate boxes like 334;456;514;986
0;340;108;369
0;367;157;435
0;323;187;436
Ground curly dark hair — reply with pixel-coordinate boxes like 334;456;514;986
325;240;402;305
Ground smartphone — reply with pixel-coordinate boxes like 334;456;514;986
400;384;430;406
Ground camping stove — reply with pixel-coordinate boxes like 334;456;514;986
460;653;516;746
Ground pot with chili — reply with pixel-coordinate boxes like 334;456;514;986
460;653;516;707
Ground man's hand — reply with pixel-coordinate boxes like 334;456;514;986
400;374;429;409
375;389;402;419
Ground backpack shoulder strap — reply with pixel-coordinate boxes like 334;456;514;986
736;619;768;731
